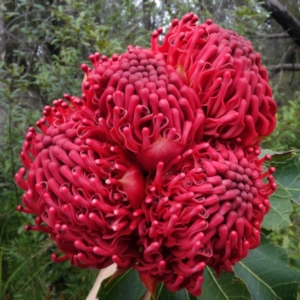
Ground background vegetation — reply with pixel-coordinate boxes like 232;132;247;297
1;0;300;299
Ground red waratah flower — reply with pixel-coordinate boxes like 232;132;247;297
151;13;277;146
80;46;205;171
15;100;145;269
135;141;275;295
15;13;277;297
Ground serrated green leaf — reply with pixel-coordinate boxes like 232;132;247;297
233;235;300;300
261;150;300;230
153;284;197;300
200;267;251;300
262;182;293;231
270;151;300;205
97;268;146;300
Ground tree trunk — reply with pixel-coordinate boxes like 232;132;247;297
142;0;151;30
0;0;6;61
0;0;6;136
267;63;300;73
264;0;300;47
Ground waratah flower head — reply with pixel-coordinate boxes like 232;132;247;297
15;99;145;269
151;13;277;146
135;141;275;295
80;46;205;170
15;13;277;297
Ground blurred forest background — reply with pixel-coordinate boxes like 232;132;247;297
1;0;300;299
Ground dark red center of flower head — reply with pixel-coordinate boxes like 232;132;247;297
15;13;277;298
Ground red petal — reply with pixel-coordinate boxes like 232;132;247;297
139;271;158;300
136;136;186;171
118;164;145;210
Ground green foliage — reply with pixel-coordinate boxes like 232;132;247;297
0;61;98;299
216;0;270;37
262;182;293;231
233;234;300;300
263;95;300;151
98;269;146;300
1;234;98;299
264;152;300;299
270;152;300;205
201;268;251;300
154;284;197;300
266;158;300;276
261;151;300;231
268;203;300;269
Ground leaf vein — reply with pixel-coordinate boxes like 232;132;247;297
207;267;230;300
238;262;280;299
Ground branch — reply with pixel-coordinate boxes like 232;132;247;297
255;32;290;39
264;0;300;47
0;0;6;59
267;64;300;73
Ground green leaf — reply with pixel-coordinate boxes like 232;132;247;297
5;11;20;17
153;284;197;300
233;235;300;300
97;268;146;300
261;150;300;230
0;246;2;299
270;151;300;205
152;269;250;300
200;267;251;300
262;182;293;231
289;253;300;272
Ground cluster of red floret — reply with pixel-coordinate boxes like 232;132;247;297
15;13;277;296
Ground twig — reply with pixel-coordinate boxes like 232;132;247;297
86;265;151;300
5;10;42;29
86;264;117;300
255;32;290;39
7;80;19;203
267;64;300;72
